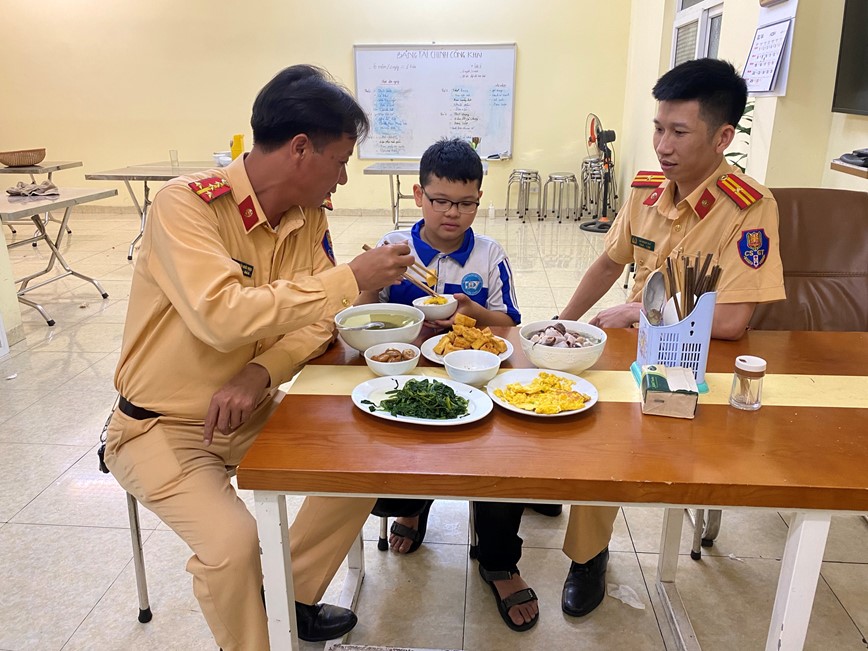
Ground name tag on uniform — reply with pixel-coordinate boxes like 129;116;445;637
631;235;655;251
232;258;254;278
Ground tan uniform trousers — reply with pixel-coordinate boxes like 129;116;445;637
563;505;619;564
104;393;375;651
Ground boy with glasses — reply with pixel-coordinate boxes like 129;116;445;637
360;137;519;328
357;138;538;632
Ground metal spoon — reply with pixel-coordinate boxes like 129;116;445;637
642;270;666;326
340;321;386;331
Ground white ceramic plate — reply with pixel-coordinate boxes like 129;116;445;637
420;334;514;365
486;369;599;417
351;375;493;426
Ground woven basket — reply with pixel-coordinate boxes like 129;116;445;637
0;148;46;167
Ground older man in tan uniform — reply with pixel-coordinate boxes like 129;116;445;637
558;59;785;620
104;65;413;650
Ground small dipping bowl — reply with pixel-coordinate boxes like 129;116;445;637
443;349;501;387
364;342;421;377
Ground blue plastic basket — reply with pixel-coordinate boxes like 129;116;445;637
632;292;717;393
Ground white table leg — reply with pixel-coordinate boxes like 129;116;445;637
765;512;831;651
657;508;700;651
324;533;366;651
254;491;299;651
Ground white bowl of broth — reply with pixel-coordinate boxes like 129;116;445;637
335;303;425;352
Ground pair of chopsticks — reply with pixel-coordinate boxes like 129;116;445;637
664;252;722;320
362;244;440;298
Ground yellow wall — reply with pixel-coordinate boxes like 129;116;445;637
0;0;631;210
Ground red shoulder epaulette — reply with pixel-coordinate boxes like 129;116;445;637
631;171;665;188
188;177;231;204
717;173;762;210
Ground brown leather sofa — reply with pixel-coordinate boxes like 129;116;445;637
749;187;868;331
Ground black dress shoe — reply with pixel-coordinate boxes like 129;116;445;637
295;602;358;642
561;548;609;617
529;503;563;517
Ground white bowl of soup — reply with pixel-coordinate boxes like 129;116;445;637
335;303;425;352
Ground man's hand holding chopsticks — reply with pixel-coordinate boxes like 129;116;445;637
350;243;414;291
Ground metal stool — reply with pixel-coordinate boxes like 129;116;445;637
125;466;237;623
542;172;580;222
579;156;604;218
505;169;541;221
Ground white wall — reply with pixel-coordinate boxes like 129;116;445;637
0;0;632;211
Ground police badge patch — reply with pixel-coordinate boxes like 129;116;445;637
321;229;336;265
738;229;769;269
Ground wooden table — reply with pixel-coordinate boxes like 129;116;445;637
1;187;117;325
86;161;214;259
364;161;489;229
238;328;868;651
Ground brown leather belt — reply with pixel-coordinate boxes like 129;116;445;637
118;396;163;421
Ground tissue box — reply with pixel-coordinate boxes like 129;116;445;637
640;365;698;419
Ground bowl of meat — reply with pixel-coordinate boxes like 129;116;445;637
518;320;606;374
364;342;421;376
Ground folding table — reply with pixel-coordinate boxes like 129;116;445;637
0;161;83;235
1;187;117;325
86;161;213;259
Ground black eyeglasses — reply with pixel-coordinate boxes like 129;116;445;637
422;190;480;214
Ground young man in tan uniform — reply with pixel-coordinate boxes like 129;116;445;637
104;65;414;650
558;58;785;619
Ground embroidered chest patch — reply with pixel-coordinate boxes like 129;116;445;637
232;258;254;278
631;235;655;251
461;272;484;296
738;229;769;269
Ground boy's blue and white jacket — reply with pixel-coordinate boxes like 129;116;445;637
376;220;521;324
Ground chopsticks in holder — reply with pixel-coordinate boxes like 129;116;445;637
665;257;682;321
362;244;440;298
695;252;713;295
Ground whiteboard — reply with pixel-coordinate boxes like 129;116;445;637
354;44;516;160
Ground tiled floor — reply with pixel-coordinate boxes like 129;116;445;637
1;210;866;650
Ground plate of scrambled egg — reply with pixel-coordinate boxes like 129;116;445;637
486;370;598;417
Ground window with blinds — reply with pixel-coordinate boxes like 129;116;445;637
672;1;723;67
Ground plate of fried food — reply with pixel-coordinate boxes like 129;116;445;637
486;369;598;417
420;313;513;364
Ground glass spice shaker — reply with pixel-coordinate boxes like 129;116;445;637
729;355;766;411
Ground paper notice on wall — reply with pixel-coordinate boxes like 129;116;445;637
744;19;791;92
745;0;799;97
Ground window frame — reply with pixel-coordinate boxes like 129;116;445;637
672;0;724;67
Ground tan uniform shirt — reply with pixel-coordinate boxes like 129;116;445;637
606;159;785;305
115;156;359;419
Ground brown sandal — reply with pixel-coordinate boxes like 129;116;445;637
478;565;539;632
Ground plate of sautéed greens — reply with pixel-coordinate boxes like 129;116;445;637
352;376;493;426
